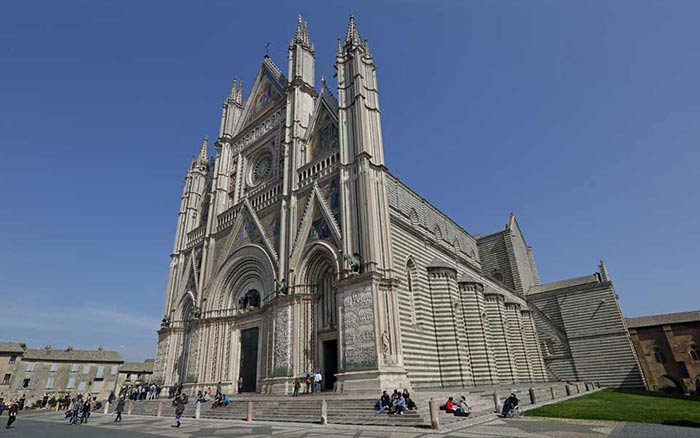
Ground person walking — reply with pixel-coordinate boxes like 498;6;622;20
304;373;312;394
70;398;81;425
114;397;125;423
5;401;18;429
80;398;91;423
216;381;222;397
172;394;185;428
293;377;300;397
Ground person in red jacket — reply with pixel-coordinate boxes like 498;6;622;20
444;397;455;413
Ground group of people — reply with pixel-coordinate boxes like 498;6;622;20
64;396;98;425
442;396;471;416
0;400;20;429
119;383;161;401
291;370;323;396
375;389;417;415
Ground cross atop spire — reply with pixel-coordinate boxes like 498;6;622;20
290;14;312;51
344;15;362;47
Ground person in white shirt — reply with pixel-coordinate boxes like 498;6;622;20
313;371;322;392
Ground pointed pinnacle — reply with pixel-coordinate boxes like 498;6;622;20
345;14;361;46
198;136;208;164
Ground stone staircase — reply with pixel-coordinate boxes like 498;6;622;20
115;380;596;429
120;396;430;427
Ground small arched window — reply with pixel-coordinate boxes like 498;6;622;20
652;347;665;363
689;347;699;361
406;258;418;324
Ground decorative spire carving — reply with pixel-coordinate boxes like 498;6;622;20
197;136;208;166
344;14;362;47
227;76;243;106
290;14;312;51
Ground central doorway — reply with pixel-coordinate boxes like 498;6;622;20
239;327;259;393
322;339;338;391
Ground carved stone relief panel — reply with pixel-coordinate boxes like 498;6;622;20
340;286;377;371
273;306;292;377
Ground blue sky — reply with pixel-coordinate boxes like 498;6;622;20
1;1;698;361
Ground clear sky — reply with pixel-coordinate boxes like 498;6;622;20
1;1;698;362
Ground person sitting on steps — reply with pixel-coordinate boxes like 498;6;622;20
453;396;470;417
390;390;407;415
402;388;417;410
375;391;391;414
444;397;455;414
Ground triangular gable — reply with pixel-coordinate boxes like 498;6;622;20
221;199;279;265
290;184;342;268
305;93;339;162
235;59;287;133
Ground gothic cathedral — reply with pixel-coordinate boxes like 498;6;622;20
153;16;644;394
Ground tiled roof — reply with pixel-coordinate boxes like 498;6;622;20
626;310;700;328
0;342;25;354
119;361;154;374
23;348;123;363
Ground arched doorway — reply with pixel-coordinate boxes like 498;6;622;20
174;293;196;386
207;245;276;394
302;245;339;391
657;375;683;394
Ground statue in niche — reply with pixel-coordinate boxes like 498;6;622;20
381;331;390;356
238;289;261;309
343;252;361;274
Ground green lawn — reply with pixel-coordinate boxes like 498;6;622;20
525;389;700;427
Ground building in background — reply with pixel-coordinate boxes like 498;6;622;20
116;360;154;389
0;343;123;404
154;15;644;395
627;311;700;394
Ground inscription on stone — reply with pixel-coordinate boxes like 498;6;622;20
342;287;377;370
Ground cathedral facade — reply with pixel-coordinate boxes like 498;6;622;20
153;16;642;394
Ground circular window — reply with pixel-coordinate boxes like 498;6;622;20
251;152;273;185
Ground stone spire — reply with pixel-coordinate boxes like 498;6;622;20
290;14;312;51
344;14;362;47
227;77;243;106
287;14;315;86
196;136;208;166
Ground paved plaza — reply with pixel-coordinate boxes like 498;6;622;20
8;411;700;438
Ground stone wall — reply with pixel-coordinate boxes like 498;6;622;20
527;277;645;388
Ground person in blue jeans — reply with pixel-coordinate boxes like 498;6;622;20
172;394;185;428
314;371;322;392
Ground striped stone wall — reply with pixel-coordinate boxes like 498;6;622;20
527;278;645;388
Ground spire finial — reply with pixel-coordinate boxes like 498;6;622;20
336;37;343;56
345;14;361;46
290;14;312;51
197;136;208;165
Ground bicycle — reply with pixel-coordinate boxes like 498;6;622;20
505;405;523;418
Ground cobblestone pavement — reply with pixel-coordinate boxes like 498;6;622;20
11;411;700;438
